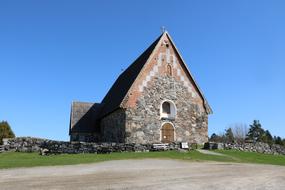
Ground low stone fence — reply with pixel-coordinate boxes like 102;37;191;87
2;137;188;155
2;137;45;153
7;137;284;156
224;142;285;155
205;142;285;155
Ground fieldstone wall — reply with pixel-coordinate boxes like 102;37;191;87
124;75;208;144
2;137;47;152
1;137;187;155
3;138;284;156
70;133;100;143
224;143;285;155
205;142;285;155
100;109;126;143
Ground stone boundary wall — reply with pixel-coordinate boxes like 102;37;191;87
4;138;284;156
1;137;187;155
205;142;285;155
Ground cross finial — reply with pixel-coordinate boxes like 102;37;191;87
161;26;166;33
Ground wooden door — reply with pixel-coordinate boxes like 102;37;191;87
161;123;174;143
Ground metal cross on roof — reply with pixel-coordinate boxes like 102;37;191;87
161;26;166;33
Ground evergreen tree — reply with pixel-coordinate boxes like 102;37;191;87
209;133;223;143
225;128;235;143
246;120;265;142
209;133;218;142
260;130;273;144
0;121;15;145
274;136;283;145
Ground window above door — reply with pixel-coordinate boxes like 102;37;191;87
160;100;177;120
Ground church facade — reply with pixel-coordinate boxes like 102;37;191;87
69;32;212;144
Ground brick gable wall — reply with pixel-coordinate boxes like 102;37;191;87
122;35;205;111
119;35;208;144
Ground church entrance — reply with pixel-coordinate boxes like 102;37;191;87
161;123;174;143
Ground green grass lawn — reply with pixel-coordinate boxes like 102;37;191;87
0;150;284;169
216;150;285;166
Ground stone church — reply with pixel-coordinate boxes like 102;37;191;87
69;31;212;144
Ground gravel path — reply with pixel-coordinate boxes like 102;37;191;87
0;159;285;190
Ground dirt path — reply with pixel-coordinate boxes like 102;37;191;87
0;159;285;190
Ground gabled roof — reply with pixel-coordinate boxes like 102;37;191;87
70;32;212;135
99;34;163;117
165;32;213;114
99;32;212;117
69;102;102;134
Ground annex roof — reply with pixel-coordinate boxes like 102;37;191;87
69;101;102;134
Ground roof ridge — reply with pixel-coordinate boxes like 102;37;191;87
99;33;163;118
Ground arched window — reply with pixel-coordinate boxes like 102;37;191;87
160;100;177;120
167;64;172;76
162;102;171;114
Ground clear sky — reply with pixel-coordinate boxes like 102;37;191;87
1;0;284;141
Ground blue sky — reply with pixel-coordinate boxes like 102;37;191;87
1;0;284;141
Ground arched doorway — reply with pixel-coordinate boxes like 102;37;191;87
161;123;174;143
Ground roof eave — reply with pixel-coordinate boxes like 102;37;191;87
119;32;167;108
165;32;213;114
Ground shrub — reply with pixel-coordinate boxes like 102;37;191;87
0;121;15;145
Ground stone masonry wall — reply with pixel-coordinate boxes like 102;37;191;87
3;138;284;156
120;33;209;144
205;142;285;155
224;142;285;155
124;76;208;144
2;137;44;152
70;133;100;143
100;109;126;143
1;137;185;154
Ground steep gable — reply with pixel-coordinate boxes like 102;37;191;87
100;31;212;118
99;34;163;118
167;33;212;114
69;31;212;144
122;32;212;114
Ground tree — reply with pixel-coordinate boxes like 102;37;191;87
246;120;265;142
225;128;234;143
231;123;248;143
274;136;283;145
261;130;273;145
0;121;15;145
209;133;222;143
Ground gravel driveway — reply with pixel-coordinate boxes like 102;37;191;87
1;159;285;190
